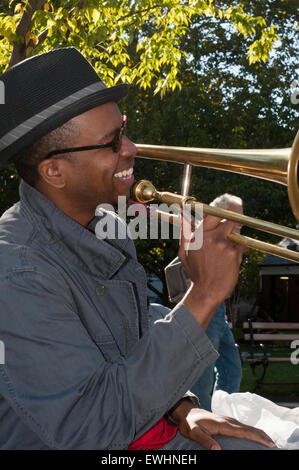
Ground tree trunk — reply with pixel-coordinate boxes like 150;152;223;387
9;0;46;68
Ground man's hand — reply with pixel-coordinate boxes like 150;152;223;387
172;401;276;450
179;214;245;329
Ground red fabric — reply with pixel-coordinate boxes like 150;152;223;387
128;417;178;450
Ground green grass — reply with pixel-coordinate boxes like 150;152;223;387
239;346;299;401
231;327;299;401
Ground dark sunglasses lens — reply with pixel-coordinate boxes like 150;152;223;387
113;135;122;153
112;119;126;152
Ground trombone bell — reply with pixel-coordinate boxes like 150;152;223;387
136;131;299;222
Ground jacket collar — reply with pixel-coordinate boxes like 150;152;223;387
19;180;136;279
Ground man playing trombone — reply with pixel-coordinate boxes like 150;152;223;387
0;47;277;450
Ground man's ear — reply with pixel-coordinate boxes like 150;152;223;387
37;158;67;189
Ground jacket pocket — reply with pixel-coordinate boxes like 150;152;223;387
91;279;141;358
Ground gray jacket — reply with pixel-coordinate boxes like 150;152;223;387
0;181;217;449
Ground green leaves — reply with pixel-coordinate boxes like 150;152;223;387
222;5;279;65
0;0;281;94
248;26;279;64
84;7;101;24
0;11;21;42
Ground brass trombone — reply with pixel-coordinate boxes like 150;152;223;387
133;131;299;263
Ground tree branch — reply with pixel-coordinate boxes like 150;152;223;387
119;4;161;21
9;0;46;68
27;27;49;50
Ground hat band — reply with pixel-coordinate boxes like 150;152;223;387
0;81;106;151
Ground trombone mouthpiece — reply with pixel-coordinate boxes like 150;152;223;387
133;180;156;203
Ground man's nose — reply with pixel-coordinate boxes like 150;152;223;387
120;135;137;158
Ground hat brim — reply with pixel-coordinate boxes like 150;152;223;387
1;83;128;165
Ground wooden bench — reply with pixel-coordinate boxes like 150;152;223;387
241;319;299;392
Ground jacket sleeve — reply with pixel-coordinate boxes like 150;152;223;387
0;267;218;450
148;303;201;409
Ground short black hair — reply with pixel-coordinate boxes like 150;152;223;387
13;120;79;187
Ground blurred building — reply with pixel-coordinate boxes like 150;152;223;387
258;235;299;322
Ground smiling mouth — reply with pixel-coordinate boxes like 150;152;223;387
113;167;134;180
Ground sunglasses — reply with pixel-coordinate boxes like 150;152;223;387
44;115;127;159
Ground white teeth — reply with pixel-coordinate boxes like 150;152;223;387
114;167;133;178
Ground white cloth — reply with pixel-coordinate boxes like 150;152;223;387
212;390;299;449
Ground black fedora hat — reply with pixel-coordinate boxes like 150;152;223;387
0;47;128;165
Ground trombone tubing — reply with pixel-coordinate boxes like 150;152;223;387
154;209;299;263
152;188;299;241
133;180;299;263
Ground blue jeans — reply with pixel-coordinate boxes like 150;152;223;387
190;305;242;411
